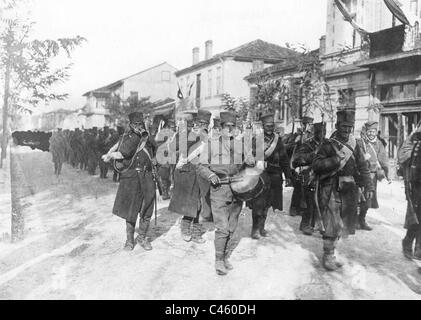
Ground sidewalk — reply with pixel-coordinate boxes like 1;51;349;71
0;145;11;242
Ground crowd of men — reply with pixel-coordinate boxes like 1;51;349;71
49;126;123;179
97;106;421;277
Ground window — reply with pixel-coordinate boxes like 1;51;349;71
404;84;416;99
216;67;222;95
130;91;139;101
207;69;213;98
417;83;421;97
162;71;171;81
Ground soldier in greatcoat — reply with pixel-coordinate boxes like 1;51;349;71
398;126;421;260
169;110;212;244
312;110;374;271
292;122;327;236
103;112;157;251
50;128;67;176
196;111;255;276
248;113;292;240
356;121;391;231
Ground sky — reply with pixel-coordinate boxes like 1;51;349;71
26;0;328;113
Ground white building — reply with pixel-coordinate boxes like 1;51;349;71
175;39;298;116
82;62;178;128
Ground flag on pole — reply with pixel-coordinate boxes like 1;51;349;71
177;82;184;100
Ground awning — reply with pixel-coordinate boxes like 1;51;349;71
334;0;369;36
153;101;176;116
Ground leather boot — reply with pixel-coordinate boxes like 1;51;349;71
215;260;228;276
136;235;153;251
359;217;373;231
180;218;192;242
124;222;135;251
215;235;228;275
259;216;269;237
191;223;206;244
402;233;415;260
224;235;235;271
322;239;342;271
251;228;261;240
302;225;314;236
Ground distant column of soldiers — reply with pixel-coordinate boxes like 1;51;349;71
49;126;121;180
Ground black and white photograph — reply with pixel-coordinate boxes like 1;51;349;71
1;0;421;302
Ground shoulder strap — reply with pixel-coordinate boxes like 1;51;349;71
265;134;279;159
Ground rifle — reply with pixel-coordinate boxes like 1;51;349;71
151;163;163;226
312;175;326;234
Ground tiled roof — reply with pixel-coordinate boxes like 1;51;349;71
175;39;299;76
83;62;178;97
245;49;320;82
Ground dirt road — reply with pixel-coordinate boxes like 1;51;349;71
0;147;420;300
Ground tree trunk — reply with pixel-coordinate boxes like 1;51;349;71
1;62;11;168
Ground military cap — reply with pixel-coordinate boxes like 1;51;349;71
336;110;355;126
313;122;326;135
213;117;221;128
128;112;144;123
220;111;237;125
365;121;378;131
260;113;275;125
302;116;314;125
197;110;212;124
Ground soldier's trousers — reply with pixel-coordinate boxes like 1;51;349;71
210;184;242;261
319;181;359;239
99;159;108;179
300;187;316;230
158;165;171;198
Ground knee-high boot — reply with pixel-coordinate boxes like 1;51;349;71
124;222;135;251
215;232;229;276
322;238;343;271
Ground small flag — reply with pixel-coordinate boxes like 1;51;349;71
177;82;184;100
188;83;194;97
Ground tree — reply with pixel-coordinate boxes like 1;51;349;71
104;94;155;128
0;0;86;167
250;43;351;130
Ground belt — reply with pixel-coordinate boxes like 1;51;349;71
215;172;236;179
135;167;152;172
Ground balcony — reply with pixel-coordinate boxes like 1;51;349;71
356;24;421;68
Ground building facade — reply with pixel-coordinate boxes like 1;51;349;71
82;62;178;128
175;39;298;116
323;0;421;157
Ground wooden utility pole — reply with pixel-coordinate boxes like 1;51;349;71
1;60;11;169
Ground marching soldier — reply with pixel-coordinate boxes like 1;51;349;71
169;110;212;244
292;122;327;236
357;121;391;231
98;127;111;179
196;111;255;276
50;128;67;176
398;126;421;260
103;112;157;251
287;116;314;217
248;113;291;240
313;110;374;271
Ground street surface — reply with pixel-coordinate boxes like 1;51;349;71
0;147;420;300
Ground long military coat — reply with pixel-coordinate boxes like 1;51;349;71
112;132;157;224
313;133;373;238
168;132;211;220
